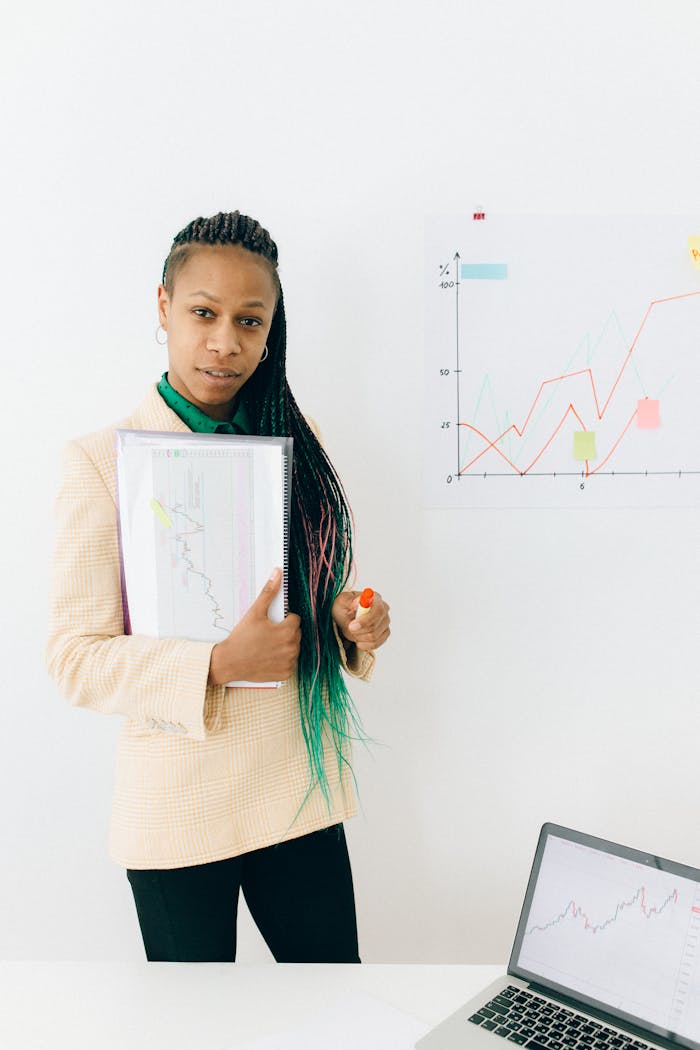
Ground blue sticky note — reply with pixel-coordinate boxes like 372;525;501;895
461;263;508;280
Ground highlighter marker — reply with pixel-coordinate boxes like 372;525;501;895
354;588;374;619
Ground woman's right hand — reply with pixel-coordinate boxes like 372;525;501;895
208;568;301;685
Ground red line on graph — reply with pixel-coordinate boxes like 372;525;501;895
458;290;700;478
528;886;678;937
589;409;639;476
569;886;678;933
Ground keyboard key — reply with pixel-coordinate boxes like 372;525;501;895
476;990;650;1050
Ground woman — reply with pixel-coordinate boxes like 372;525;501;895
46;211;390;962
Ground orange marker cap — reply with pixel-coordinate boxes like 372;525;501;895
359;588;374;609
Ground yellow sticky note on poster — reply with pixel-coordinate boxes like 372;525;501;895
573;431;596;461
689;236;700;270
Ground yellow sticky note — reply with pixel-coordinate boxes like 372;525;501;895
150;498;173;528
573;431;596;461
689;236;700;270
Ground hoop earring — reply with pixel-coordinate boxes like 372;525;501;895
260;345;269;362
155;325;168;346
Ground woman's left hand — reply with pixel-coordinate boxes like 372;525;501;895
331;590;391;652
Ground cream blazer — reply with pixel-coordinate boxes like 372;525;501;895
46;385;374;869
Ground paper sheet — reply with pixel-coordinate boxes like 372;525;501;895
116;429;293;687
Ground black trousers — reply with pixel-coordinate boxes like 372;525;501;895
126;824;360;962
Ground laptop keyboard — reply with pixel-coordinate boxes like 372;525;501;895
468;985;652;1050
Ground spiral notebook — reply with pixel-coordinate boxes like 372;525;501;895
115;429;293;688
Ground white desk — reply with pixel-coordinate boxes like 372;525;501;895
0;962;503;1049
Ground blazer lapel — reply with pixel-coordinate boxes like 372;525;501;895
127;384;192;434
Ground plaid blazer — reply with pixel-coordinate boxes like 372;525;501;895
46;385;374;869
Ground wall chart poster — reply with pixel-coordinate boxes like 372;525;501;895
424;214;700;509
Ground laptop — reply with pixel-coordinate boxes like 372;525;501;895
416;822;700;1050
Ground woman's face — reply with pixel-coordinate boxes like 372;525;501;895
157;243;277;421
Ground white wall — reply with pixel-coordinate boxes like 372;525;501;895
3;0;700;963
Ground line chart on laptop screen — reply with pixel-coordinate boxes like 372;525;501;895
424;214;700;508
517;835;700;1040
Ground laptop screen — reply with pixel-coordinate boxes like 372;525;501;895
509;824;700;1050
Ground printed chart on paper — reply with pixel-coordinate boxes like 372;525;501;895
424;214;700;508
152;448;258;641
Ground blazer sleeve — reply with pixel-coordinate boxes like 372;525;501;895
45;440;226;741
334;624;375;681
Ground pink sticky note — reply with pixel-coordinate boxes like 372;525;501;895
636;398;660;429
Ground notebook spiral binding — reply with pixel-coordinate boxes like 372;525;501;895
281;438;294;618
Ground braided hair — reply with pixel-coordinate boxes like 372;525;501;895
162;211;364;807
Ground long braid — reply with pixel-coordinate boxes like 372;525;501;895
163;212;366;805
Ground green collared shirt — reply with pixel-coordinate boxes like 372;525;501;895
157;373;251;434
